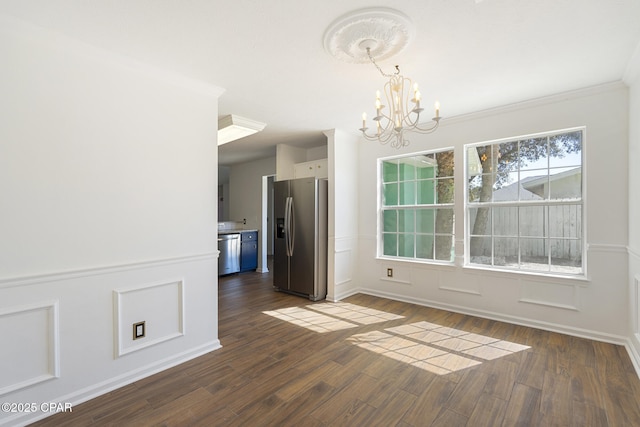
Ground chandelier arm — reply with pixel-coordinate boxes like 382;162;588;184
412;120;441;134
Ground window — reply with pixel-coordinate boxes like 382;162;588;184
380;149;455;262
465;128;584;275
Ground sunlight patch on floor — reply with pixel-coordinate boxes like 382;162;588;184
307;302;404;324
262;302;404;333
262;306;358;333
348;321;530;375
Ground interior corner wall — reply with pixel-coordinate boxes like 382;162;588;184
628;71;640;367
0;17;222;426
355;83;631;346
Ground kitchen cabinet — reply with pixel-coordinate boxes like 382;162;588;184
294;158;328;179
240;231;258;272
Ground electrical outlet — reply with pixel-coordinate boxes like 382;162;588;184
133;321;145;340
387;268;393;277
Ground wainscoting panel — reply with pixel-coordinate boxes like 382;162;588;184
334;248;353;287
0;301;59;396
519;279;579;311
438;269;482;296
114;280;185;357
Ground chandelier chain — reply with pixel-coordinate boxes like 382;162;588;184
366;48;399;78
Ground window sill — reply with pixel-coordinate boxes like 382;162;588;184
462;263;590;284
377;256;456;269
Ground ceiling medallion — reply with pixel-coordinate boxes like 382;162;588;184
322;8;415;63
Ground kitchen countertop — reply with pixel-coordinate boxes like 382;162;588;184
218;229;258;235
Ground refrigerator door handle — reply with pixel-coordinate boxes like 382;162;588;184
289;197;295;256
284;196;292;256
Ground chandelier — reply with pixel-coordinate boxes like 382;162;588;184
359;44;441;149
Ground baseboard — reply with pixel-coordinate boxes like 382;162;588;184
338;288;640;378
3;340;221;427
627;336;640;379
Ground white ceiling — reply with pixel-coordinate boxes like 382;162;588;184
2;0;639;165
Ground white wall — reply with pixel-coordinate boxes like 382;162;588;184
0;16;222;426
276;144;306;181
355;83;633;352
306;145;328;161
229;156;276;230
626;47;640;366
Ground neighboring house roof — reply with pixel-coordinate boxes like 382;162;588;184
521;167;581;198
493;180;541;201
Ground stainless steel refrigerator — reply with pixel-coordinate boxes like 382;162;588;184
273;177;328;301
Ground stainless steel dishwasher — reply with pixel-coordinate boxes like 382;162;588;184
218;233;240;275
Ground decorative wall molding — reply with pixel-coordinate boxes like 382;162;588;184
518;298;579;311
439;81;627;128
0;252;217;289
519;279;580;311
0;301;59;396
438;286;481;296
380;277;412;285
587;243;628;254
113;280;185;357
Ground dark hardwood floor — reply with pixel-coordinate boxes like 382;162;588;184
33;263;640;426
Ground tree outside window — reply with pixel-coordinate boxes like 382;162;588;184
465;128;584;274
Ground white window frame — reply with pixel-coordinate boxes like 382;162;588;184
378;147;456;264
464;127;586;278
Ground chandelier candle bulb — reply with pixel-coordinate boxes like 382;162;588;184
362;112;367;128
435;101;440;118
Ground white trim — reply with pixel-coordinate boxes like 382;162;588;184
588;243;628;253
463;127;587;278
440;81;626;126
380;277;412;285
0;252;217;289
633;275;640;336
0;301;60;396
355;289;629;345
113;280;186;358
628;246;640;259
625;338;640;379
377;147;456;262
518;298;579;311
438;286;481;296
462;264;590;283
